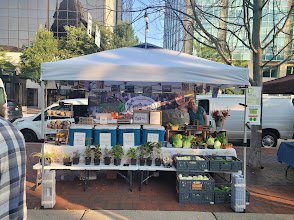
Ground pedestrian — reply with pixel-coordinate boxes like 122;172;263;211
187;98;208;126
0;105;27;219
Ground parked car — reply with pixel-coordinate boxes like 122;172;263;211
197;95;294;147
7;99;23;122
13;98;88;142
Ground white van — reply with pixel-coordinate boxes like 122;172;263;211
0;78;7;117
13;98;88;142
197;95;294;147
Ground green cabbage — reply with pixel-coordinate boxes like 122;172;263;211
214;140;222;149
206;137;215;146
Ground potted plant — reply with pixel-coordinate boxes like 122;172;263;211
32;152;56;166
93;145;102;165
104;147;112;165
153;142;162;166
84;146;92;165
72;151;80;165
63;153;72;166
145;142;154;166
112;145;124;166
126;147;137;165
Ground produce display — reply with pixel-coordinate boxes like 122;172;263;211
171;134;183;148
47;110;73;117
214;185;231;192
175;156;205;161
178;174;209;180
47;120;71;129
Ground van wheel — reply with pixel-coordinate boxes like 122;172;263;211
262;131;277;148
21;129;37;142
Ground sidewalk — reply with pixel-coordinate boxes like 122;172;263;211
28;210;294;220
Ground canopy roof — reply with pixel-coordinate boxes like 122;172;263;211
41;44;249;85
263;74;294;94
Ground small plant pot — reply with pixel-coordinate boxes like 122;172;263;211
114;158;121;166
39;158;51;166
85;157;91;165
104;157;111;165
139;158;146;166
130;159;137;166
155;158;161;166
72;157;80;165
94;158;100;165
63;159;72;166
146;158;152;166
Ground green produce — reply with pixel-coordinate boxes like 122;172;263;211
171;134;183;148
182;135;194;148
206;136;215;146
214;140;222;149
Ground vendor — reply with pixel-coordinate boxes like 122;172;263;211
187;98;208;126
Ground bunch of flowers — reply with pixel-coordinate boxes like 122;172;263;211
211;110;229;121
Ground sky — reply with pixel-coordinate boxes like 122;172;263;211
131;0;165;47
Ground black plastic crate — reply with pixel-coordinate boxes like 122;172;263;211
214;184;231;204
191;191;214;204
207;156;243;172
177;173;215;192
178;192;190;204
175;155;209;172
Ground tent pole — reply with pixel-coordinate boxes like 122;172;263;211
243;87;247;210
41;81;45;179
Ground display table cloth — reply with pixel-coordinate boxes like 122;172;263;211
277;141;294;176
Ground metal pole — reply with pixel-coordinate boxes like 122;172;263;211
243;88;247;210
46;0;49;30
145;31;147;49
41;81;45;178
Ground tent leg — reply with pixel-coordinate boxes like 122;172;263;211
41;81;45;181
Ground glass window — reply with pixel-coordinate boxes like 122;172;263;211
29;10;38;18
9;0;18;9
49;0;58;10
0;9;9;17
19;19;29;30
0;30;8;38
0;17;8;29
38;10;46;19
19;39;29;47
8;38;18;47
9;9;18;16
8;17;18;30
19;31;28;39
29;18;38;30
38;0;46;9
1;0;9;8
0;38;8;45
19;9;28;18
286;66;294;75
19;0;28;9
263;69;271;77
9;30;18;38
29;0;38;9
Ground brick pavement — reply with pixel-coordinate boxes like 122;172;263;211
26;143;294;213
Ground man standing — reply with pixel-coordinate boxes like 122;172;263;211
0;106;27;219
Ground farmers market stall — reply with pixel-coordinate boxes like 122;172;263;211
38;44;250;210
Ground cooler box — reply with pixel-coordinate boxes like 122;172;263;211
142;125;165;143
93;125;117;147
69;125;93;146
118;125;141;146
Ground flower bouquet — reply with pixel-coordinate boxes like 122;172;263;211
211;110;229;129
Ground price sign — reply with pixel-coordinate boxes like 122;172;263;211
123;133;134;147
73;132;86;147
100;116;108;124
147;133;159;142
133;111;149;124
100;133;111;147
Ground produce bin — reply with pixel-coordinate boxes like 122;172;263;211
118;125;141;146
214;183;231;204
177;173;215;192
69;125;93;146
142;125;165;143
93;125;117;147
207;156;242;172
175;155;209;172
178;192;190;204
190;191;214;204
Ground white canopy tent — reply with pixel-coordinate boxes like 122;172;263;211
40;44;249;211
41;44;249;85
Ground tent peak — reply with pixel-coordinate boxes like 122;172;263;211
132;43;162;49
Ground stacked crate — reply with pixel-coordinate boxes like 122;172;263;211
231;174;246;212
41;170;56;208
175;155;214;204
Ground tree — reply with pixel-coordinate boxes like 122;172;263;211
20;27;59;82
161;0;294;168
59;25;99;58
0;48;16;75
113;22;139;48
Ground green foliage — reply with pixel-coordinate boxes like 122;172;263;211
93;145;102;158
20;27;59;82
84;146;92;158
126;147;137;159
0;48;16;74
112;145;124;159
99;25;115;51
113;22;139;48
59;25;99;58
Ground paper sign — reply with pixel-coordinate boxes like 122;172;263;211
100;116;108;124
246;87;262;125
123;133;135;147
147;133;159;142
246;106;261;125
246;87;262;105
100;133;111;147
149;111;161;125
74;132;86;147
133;112;149;124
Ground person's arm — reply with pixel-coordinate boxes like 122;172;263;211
203;110;208;126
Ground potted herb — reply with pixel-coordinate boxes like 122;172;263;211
32;152;56;166
84;146;92;165
126;147;137;165
104;147;112;165
153;142;162;166
145;142;154;166
72;151;80;165
93;145;102;165
63;153;72;166
112;145;124;166
138;144;149;166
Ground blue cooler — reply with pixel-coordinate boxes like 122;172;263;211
142;125;165;143
118;125;141;146
69;125;93;146
93;125;117;146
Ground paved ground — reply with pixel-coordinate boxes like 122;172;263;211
26;143;294;214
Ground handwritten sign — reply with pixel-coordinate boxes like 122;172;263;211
100;116;108;125
74;132;86;147
147;133;159;142
100;133;111;147
149;111;161;125
123;133;135;147
133;111;149;124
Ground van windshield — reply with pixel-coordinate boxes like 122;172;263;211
0;88;7;105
